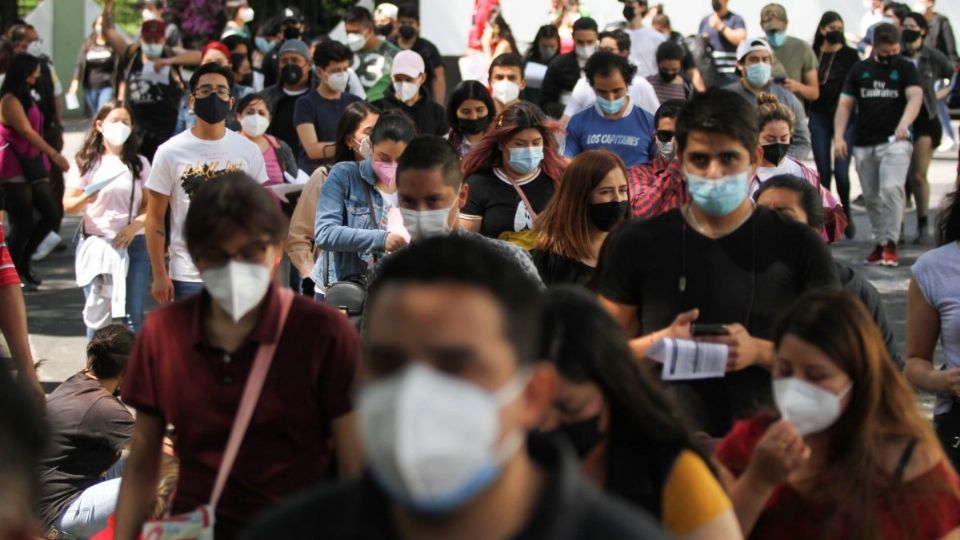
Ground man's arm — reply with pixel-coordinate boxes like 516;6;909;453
114;411;166;540
431;65;446;105
100;0;131;56
897;86;924;140
0;284;42;403
144;190;173;304
833;95;855;159
331;412;363;478
598;295;700;360
787;67;820;102
296;123;336;161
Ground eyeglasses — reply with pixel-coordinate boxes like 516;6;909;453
194;85;231;100
656;130;675;143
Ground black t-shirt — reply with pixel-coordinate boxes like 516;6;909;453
462;168;557;240
532;249;594;287
293;91;363;172
842;57;922;146
267;89;309;162
597;207;839;436
37;373;134;526
810;46;860;117
122;47;182;137
371;87;449;137
392;37;443;97
82;42;116;90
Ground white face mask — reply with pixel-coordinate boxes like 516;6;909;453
491;79;520;105
326;70;350;93
393;80;420;102
656;140;675;161
400;200;456;241
773;377;852;436
101;122;132;147
346;32;366;52
240;113;270;138
576;43;597;61
358;136;373;160
200;260;272;323
239;7;255;22
142;8;157;21
26;40;43;58
358;363;528;513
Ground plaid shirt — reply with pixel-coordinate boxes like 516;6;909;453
0;222;19;287
628;155;689;220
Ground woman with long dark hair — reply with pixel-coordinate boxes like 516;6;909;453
540;286;742;539
716;290;960;538
235;93;297;187
67;16;117;117
445;80;496;158
533;150;629;286
63;100;150;334
0;53;71;289
460;101;565;248
809;12;859;238
523;24;561;105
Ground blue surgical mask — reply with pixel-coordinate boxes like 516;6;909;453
508;146;544;175
766;31;786;48
141;42;164;58
596;95;625;115
255;36;273;53
686;171;750;217
745;62;772;88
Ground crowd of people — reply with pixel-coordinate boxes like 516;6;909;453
2;0;960;539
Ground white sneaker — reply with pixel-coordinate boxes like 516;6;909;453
938;139;955;153
31;231;62;261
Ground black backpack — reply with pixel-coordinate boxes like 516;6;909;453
684;34;721;89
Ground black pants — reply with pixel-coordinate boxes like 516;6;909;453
2;180;59;276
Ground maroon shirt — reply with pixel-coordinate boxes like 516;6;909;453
122;285;360;538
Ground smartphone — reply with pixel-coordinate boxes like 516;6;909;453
773;75;787;85
691;323;730;336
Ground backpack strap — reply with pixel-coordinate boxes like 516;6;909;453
893;438;919;485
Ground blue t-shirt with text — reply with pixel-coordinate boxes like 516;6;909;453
564;103;656;167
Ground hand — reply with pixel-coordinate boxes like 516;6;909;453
385;233;408;252
941;368;960;395
151;272;174;304
53;154;70;172
744;420;810;489
152;57;170;69
663;308;699;340
782;78;798;91
112;223;140;249
709;14;724;30
698;323;766;371
834;138;848;159
895;125;910;141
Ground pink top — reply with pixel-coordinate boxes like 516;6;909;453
262;144;284;187
66;155;151;239
0;100;48;181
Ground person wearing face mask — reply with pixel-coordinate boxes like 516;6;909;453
715;290;960;539
343;6;400;102
222;0;254;40
598;89;839;438
392;4;445;105
565;52;656;170
261;39;315;162
173;41;252;136
314;111;415;285
759;4;820;104
293;41;363;173
242;235;668;540
237;94;297;187
522;25;561;106
68;17;117;118
488;53;528;114
114;174;363;540
835;23;923;267
258;7;306;88
63;101;152;335
460;102;566;248
901;11;953;243
138;0;182;50
646;41;692;104
143;63;268;304
541;17;599;118
540;286;742;539
698;0;747;87
651;12;707;93
628;100;689;220
445;80;497;158
619;0;667;79
533;150;630;287
724;38;812;160
288;102;379;296
373;2;400;41
372;50;448;137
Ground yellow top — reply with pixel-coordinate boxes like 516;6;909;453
662;449;733;536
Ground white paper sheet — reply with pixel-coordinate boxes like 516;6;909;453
141;60;171;85
283;169;310;185
269;182;305;203
524;62;548;89
647;338;728;381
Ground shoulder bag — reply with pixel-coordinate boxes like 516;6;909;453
323;167;377;320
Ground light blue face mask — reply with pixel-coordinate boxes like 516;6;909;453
508;146;544;175
686;170;750;217
255;36;273;53
596;95;626;115
766;31;787;48
141;42;164;58
745;62;772;88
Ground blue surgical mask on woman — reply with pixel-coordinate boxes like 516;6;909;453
686;171;750;217
508;146;544;175
745;63;772;88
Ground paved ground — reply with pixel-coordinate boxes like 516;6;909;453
10;118;960;387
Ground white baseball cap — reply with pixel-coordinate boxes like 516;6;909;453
736;37;773;61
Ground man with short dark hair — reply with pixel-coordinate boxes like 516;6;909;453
242;234;668;540
144;63;268;304
564;52;655;168
835;22;922;267
393;3;445;104
263;39;315;160
344;6;400;102
372;50;448;136
598;88;838;437
294;40;362;172
698;0;748;86
646;41;692;103
541;17;599;116
488;52;527;113
619;0;666;78
628;99;689;219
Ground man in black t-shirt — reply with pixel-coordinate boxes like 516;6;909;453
835;23;922;267
598;88;838;437
393;4;446;104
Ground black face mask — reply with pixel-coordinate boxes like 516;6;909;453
238;72;254;87
558;415;604;458
762;142;790;166
824;30;845;45
623;6;636;20
398;25;416;40
712;0;723;12
376;23;394;36
588;201;629;232
876;53;900;66
458;116;490;135
902;29;922;44
280;63;303;85
659;69;679;83
193;94;230;124
283;26;301;40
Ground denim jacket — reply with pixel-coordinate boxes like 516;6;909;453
313;158;387;282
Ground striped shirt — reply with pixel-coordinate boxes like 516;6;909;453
0;223;19;287
645;75;691;104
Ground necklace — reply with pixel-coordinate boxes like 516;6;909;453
682;202;754;238
817;49;837;86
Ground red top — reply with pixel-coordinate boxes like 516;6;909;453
0;223;18;287
628;156;689;221
0;100;48;181
715;415;960;539
121;285;361;539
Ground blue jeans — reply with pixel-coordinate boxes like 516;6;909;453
55;457;124;537
809;109;857;210
84;86;114;117
125;236;151;332
173;279;203;300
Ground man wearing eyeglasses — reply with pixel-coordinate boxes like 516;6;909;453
144;62;269;304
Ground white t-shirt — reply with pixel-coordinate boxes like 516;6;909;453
752;159;808;194
624;27;666;79
563;76;660;119
145;129;269;282
913;242;960;415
